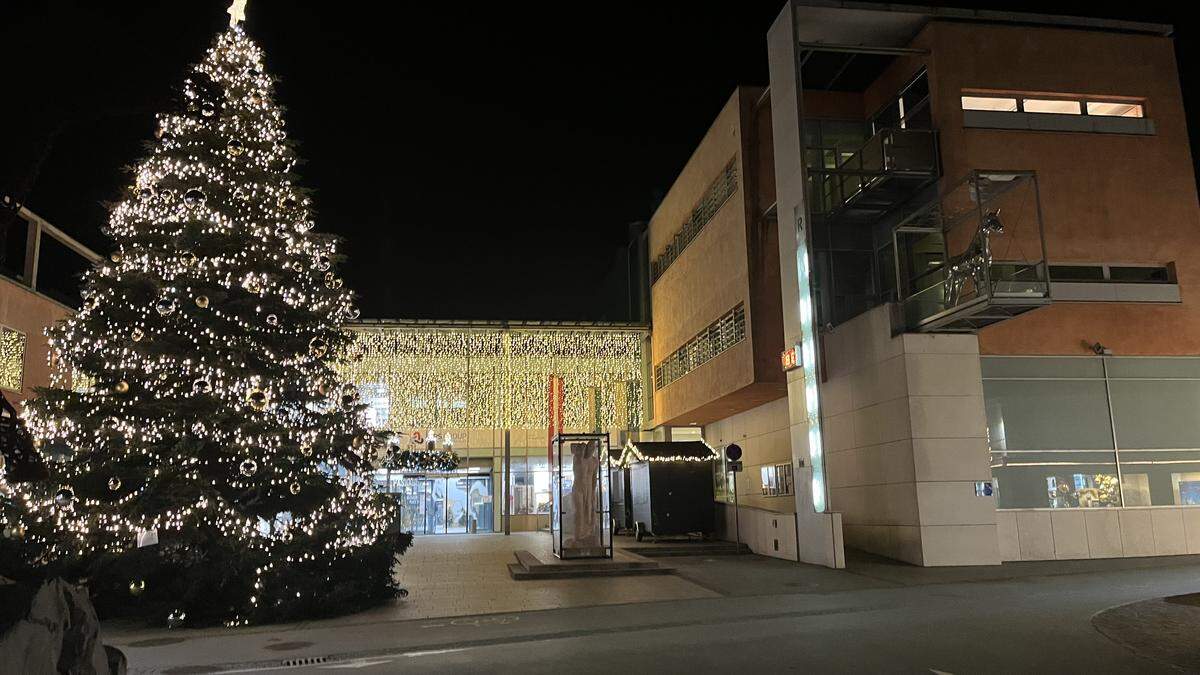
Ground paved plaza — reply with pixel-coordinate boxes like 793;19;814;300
98;542;1200;673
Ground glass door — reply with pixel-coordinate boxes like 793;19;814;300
425;479;447;534
467;476;494;533
397;478;432;535
446;477;469;534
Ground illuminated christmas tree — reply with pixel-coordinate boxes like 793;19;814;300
12;7;408;627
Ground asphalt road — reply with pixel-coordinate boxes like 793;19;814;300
127;556;1200;674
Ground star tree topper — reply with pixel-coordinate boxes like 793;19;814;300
228;0;248;27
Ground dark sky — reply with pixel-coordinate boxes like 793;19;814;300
2;1;1192;321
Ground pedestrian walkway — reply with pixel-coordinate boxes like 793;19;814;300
105;531;716;645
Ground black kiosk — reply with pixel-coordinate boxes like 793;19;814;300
619;440;719;541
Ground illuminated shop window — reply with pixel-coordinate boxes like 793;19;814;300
760;462;794;497
0;325;26;392
985;356;1200;508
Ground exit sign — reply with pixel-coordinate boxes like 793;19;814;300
780;344;802;372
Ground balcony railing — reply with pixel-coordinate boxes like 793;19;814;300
894;171;1051;332
813;127;939;222
1;206;100;309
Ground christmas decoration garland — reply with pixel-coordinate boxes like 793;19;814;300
382;446;460;473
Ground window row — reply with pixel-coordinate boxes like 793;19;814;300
653;303;746;390
962;93;1144;118
650;158;739;284
984;356;1200;509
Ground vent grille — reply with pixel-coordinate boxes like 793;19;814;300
654;304;746;390
650;158;738;284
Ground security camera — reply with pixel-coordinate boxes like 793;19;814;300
1090;342;1112;356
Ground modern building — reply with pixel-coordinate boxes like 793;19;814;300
0;205;98;411
339;320;648;535
647;1;1200;566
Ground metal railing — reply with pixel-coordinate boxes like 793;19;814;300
895;171;1051;332
1;206;100;308
813;128;938;216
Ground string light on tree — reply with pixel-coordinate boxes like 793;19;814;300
14;1;408;628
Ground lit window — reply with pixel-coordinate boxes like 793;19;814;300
961;96;1018;112
1022;99;1082;114
0;326;26;391
1086;101;1143;118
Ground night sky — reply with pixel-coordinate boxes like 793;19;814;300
3;1;1192;321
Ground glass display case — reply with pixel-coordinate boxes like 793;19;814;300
550;433;612;559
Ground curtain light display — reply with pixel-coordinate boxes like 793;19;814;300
3;16;407;628
338;327;645;432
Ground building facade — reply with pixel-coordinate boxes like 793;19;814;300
648;1;1200;566
339;320;648;535
0;206;98;411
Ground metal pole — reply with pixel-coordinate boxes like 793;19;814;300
733;469;742;554
1101;357;1125;507
503;429;511;535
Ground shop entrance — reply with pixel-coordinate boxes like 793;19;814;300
392;474;494;535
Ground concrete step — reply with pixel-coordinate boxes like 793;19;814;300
507;562;674;580
622;542;752;557
508;550;674;580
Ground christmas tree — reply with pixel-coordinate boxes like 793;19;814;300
11;9;409;627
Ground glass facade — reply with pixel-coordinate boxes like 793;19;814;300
338;323;646;535
984;356;1200;509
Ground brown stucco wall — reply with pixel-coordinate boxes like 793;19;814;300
0;276;72;411
921;22;1200;355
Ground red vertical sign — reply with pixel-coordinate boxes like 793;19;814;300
547;374;564;463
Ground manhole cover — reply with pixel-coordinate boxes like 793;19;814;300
264;641;314;651
128;637;187;647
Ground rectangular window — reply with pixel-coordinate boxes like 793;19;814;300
1049;265;1105;282
985;356;1200;509
1022;98;1082;115
963;92;1147;120
650;158;738;284
761;465;776;496
0;325;26;392
961;95;1019;112
1048;264;1172;283
1086;101;1144;118
653;304;746;390
1108;266;1171;283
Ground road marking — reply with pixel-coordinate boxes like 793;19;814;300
405;648;469;657
930;669;955;674
319;658;396;669
421;614;520;629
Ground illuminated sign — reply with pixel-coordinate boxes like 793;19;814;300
780;344;802;372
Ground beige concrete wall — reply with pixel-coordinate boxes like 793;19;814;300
998;507;1200;561
821;305;999;566
704;397;794;514
649;87;786;428
715;503;798;560
0;276;73;411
